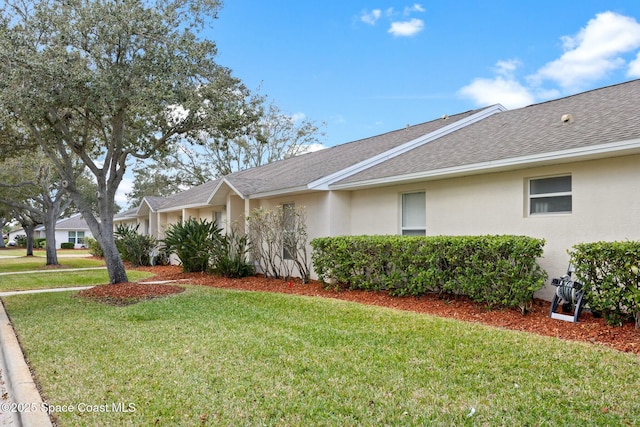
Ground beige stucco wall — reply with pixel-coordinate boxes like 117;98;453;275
347;155;640;300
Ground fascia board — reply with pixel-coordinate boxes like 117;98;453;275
248;185;315;200
138;198;156;214
329;138;640;190
157;202;212;213
308;104;507;190
206;178;245;205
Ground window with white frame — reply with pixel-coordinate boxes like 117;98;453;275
282;203;296;259
529;175;572;215
401;192;426;236
213;211;223;229
68;231;85;244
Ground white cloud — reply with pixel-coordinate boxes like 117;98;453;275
628;52;640;78
302;143;328;153
404;3;425;15
360;4;425;37
494;59;521;76
532;11;640;90
459;75;535;110
290;112;306;122
388;18;424;37
361;9;382;25
115;176;133;208
460;11;640;109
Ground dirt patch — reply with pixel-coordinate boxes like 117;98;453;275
91;265;640;355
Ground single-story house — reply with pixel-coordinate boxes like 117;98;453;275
9;214;93;248
115;79;640;300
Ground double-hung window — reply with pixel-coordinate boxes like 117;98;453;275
529;175;572;215
68;231;85;244
401;192;426;236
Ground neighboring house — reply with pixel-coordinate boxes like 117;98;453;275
115;79;640;300
10;214;93;249
6;225;24;245
39;214;94;248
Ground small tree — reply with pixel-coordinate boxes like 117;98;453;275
247;205;310;283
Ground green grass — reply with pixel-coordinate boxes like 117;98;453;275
4;287;639;426
0;270;154;292
0;257;105;273
0;248;90;257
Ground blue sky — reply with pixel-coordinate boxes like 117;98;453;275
211;1;640;148
117;1;640;205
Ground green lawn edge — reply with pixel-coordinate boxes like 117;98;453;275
4;286;639;426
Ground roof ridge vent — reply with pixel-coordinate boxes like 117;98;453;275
561;113;574;124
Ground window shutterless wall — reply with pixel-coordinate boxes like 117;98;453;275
347;154;640;300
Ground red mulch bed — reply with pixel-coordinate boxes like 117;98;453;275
82;265;640;355
78;282;185;306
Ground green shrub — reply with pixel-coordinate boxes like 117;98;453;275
163;218;222;273
85;237;104;257
570;241;640;327
60;242;75;249
214;230;254;278
311;235;546;314
34;238;46;249
15;235;27;247
115;224;157;267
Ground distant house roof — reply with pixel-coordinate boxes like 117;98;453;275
34;213;89;232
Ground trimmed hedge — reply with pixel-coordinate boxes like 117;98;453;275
570;241;640;327
60;242;75;249
311;235;547;314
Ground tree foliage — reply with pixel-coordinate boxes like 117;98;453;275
0;150;77;263
128;102;325;205
0;0;262;283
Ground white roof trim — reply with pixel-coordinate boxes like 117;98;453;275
329;137;640;190
157;202;213;213
248;185;314;199
224;178;246;200
206;178;245;205
308;104;507;191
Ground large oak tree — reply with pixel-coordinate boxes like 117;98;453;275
0;0;261;283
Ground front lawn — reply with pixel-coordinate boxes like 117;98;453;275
0;248;90;257
4;286;639;426
0;257;105;273
0;270;154;292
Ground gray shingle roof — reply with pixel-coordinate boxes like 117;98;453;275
35;214;89;230
153;179;221;210
225;109;483;196
335;79;640;185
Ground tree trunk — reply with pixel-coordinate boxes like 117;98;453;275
23;222;35;256
79;203;129;284
101;235;129;284
43;208;59;265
